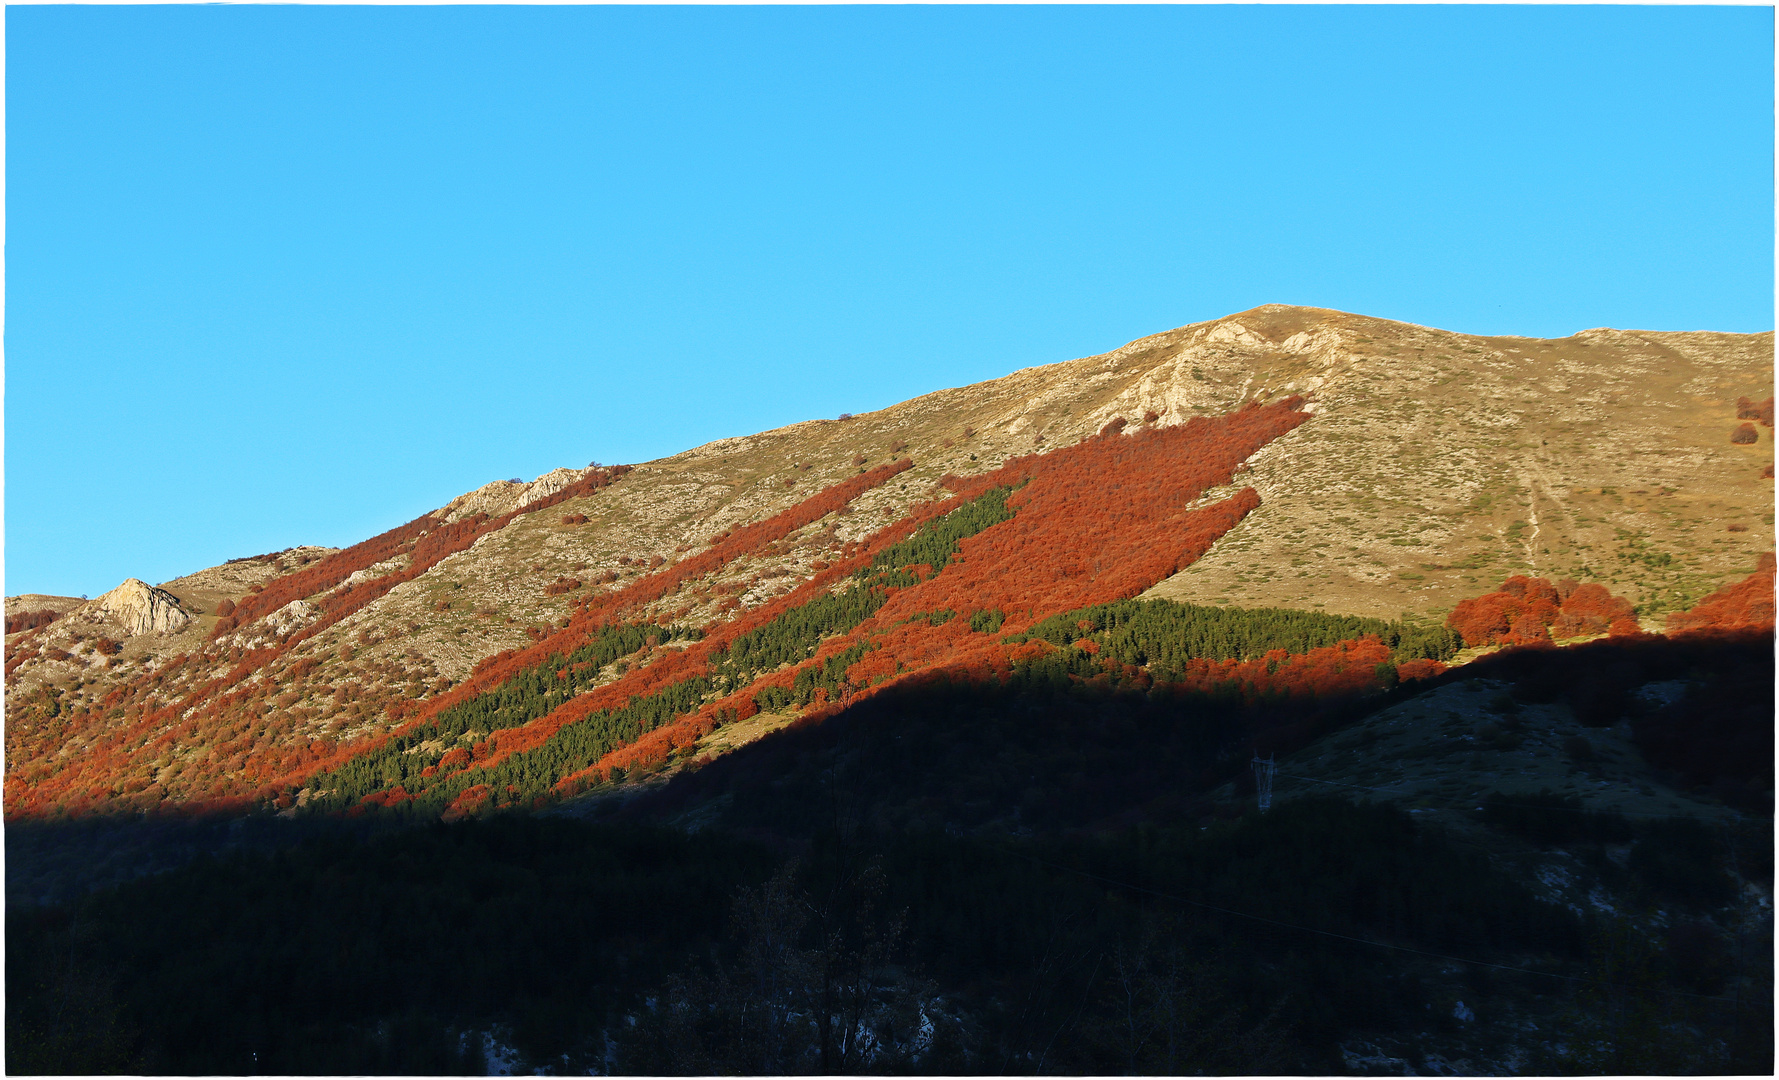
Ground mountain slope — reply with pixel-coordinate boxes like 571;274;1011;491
5;305;1770;821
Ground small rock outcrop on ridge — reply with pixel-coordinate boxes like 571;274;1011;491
434;467;595;523
81;578;193;636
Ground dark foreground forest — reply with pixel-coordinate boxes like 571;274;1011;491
8;630;1774;1075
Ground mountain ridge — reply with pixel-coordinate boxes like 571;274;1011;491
5;304;1770;822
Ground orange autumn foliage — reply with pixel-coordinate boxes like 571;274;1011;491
12;399;1321;820
1448;576;1639;648
1395;658;1448;682
224;459;924;794
8;468;635;817
549;400;1312;790
1735;395;1775;426
1666;554;1776;634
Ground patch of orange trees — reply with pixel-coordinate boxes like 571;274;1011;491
1666;553;1776;635
1446;575;1641;647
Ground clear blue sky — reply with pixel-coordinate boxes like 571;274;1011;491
7;5;1773;598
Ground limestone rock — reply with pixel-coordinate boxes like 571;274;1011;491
433;468;593;523
342;557;410;588
84;579;192;636
264;600;321;637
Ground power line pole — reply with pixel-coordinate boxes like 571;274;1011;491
1252;753;1276;813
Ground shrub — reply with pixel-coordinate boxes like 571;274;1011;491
1730;423;1758;445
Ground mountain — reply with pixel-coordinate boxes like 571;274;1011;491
6;305;1769;818
5;305;1773;1074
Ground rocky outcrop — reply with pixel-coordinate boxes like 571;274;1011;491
264;600;321;638
342;557;411;588
433;468;593;523
83;579;192;636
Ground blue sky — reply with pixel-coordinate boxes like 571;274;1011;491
6;5;1773;598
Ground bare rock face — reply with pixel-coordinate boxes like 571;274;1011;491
84;579;192;636
433;467;593;523
264;600;321;638
343;557;411;588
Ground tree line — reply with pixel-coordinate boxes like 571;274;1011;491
1016;597;1461;674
